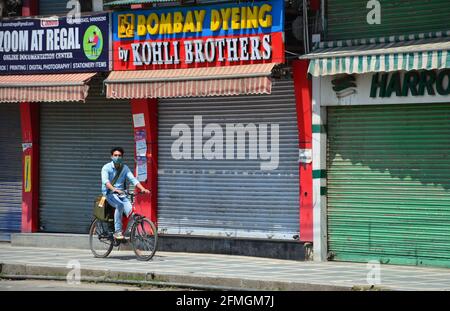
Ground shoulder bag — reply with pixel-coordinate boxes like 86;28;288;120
93;165;124;221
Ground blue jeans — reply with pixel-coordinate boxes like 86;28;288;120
106;193;132;233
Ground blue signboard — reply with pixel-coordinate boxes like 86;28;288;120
0;13;109;74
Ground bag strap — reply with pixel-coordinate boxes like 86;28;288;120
110;164;124;187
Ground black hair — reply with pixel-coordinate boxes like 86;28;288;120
110;147;124;155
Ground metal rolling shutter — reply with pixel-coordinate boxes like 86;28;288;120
158;79;299;240
327;103;450;267
326;0;450;41
39;0;70;15
39;0;93;15
39;78;134;233
0;104;22;241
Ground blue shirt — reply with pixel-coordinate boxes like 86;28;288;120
101;161;139;195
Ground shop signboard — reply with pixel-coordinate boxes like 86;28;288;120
0;13;109;74
111;0;285;71
320;69;450;106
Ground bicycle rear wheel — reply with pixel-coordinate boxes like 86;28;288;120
89;219;114;258
130;218;158;261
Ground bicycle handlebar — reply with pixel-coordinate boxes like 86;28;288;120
113;189;150;195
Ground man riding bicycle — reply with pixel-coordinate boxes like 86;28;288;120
101;147;150;240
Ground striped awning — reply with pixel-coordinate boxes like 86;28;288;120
105;63;276;99
104;0;176;6
302;37;450;76
0;73;96;103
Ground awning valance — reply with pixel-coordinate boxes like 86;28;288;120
104;63;276;99
302;37;450;76
104;0;175;6
0;73;96;103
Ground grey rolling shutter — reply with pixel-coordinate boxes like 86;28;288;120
39;78;134;233
158;79;299;240
39;0;71;15
39;0;93;15
327;103;450;268
0;104;22;241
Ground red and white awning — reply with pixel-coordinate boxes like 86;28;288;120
105;63;277;99
0;73;96;103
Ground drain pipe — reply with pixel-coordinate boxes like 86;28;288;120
321;0;325;36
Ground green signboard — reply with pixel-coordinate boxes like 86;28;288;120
370;69;450;98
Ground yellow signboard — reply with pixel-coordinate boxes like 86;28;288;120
24;155;32;193
117;4;274;38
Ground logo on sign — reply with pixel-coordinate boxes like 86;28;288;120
40;18;59;28
332;75;357;98
83;25;103;60
118;14;135;38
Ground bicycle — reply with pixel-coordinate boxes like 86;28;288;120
89;191;158;261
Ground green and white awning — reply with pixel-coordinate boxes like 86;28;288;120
302;37;450;77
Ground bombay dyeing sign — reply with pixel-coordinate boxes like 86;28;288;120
0;14;109;74
112;0;284;70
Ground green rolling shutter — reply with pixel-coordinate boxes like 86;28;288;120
326;0;450;41
327;103;450;268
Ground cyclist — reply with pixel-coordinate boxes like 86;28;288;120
101;147;150;240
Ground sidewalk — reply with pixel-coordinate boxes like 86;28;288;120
1;243;450;291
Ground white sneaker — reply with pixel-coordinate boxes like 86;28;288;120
113;231;124;240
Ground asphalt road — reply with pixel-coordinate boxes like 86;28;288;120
0;278;183;291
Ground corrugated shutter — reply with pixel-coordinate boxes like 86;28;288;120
39;0;92;15
0;104;22;241
158;79;299;240
327;103;450;267
326;0;450;41
39;0;70;15
39;77;135;233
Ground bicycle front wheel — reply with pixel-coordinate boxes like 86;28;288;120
89;219;114;258
130;218;158;261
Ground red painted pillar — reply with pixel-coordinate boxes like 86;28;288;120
130;99;158;224
20;103;40;233
292;59;313;242
22;0;38;17
20;0;39;233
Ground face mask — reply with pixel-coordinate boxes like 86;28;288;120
111;156;123;165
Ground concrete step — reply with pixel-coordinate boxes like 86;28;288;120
12;233;90;250
11;233;132;251
11;233;307;260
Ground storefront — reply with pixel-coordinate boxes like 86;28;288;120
304;34;450;267
0;102;22;241
1;1;315;256
38;77;135;233
156;78;299;239
104;0;307;241
0;12;115;235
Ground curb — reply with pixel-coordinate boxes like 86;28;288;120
0;262;353;291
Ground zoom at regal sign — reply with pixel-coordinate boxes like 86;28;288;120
112;0;285;70
0;14;109;74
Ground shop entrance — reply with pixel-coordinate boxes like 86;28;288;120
0;103;22;241
39;80;135;233
158;78;300;240
327;103;450;267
